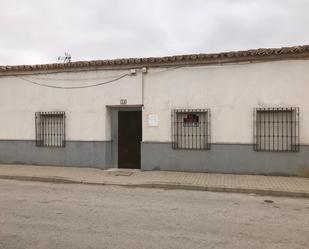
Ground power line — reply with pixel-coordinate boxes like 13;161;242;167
148;66;184;74
25;73;128;81
14;65;184;90
16;74;130;89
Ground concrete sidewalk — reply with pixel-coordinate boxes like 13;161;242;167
0;164;308;198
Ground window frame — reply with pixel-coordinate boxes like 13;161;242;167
35;111;66;148
171;109;211;150
253;107;299;152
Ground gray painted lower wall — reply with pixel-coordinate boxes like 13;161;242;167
0;140;112;168
141;142;309;176
2;140;309;176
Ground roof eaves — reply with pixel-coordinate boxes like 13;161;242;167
1;45;309;75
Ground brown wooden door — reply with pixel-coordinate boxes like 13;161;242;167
118;111;142;169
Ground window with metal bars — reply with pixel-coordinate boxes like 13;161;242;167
172;109;210;150
35;112;66;147
253;107;299;152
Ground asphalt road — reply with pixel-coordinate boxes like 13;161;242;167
0;180;308;249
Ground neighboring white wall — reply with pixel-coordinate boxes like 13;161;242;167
0;70;142;141
143;59;309;144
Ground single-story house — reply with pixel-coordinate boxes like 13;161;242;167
1;45;309;176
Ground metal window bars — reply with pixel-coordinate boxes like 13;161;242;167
35;112;66;147
253;107;299;152
172;109;210;150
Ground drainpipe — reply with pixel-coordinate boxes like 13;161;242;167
141;67;147;108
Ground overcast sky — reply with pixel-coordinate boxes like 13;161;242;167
1;0;309;65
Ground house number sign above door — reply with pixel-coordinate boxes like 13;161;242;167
120;99;127;105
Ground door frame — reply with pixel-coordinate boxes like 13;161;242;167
107;105;143;168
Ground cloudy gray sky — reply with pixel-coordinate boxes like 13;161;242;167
1;0;309;65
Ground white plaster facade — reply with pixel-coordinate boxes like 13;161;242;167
0;70;142;141
1;59;308;144
143;59;309;144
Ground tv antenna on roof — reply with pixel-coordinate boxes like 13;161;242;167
58;52;71;63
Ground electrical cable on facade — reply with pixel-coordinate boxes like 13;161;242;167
16;74;130;89
24;73;129;81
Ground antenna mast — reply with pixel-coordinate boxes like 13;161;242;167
58;52;71;63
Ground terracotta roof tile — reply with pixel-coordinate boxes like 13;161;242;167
1;45;309;74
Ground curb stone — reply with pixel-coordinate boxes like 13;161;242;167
0;175;81;184
0;174;308;199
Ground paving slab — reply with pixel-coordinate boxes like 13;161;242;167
0;164;308;198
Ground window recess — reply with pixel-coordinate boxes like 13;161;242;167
253;107;299;152
172;109;210;150
35;112;66;147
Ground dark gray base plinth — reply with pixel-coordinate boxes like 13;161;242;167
141;142;309;176
2;140;309;176
0;140;112;168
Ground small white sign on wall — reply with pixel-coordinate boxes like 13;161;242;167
148;114;159;127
